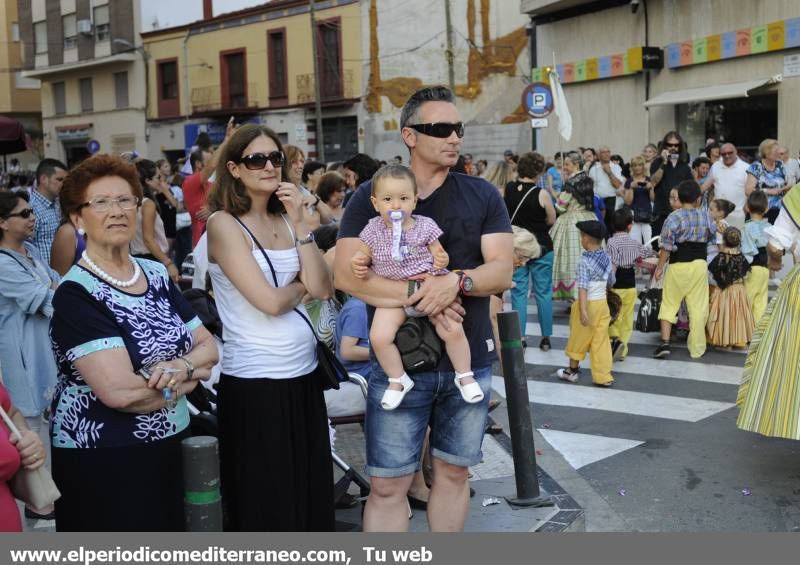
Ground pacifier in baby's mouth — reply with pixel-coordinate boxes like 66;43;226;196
389;209;405;262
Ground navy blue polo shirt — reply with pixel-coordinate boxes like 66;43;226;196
337;172;512;371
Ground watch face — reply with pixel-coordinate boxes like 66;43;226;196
462;275;474;293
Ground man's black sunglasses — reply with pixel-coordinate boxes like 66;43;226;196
237;151;285;170
407;122;465;139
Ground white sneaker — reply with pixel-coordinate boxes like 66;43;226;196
556;367;580;383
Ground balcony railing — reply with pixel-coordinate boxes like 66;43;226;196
296;70;356;104
191;83;259;114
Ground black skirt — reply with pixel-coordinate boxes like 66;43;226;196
52;432;186;532
217;367;334;532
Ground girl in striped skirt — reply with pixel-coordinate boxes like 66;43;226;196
737;185;800;439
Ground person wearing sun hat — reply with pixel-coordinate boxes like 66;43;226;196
556;219;615;387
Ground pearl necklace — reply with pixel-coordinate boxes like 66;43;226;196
82;251;141;288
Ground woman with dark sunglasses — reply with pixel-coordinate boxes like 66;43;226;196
0;190;60;521
205;124;335;531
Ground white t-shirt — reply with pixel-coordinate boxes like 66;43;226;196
784;158;800;187
708;159;748;213
588;162;626;199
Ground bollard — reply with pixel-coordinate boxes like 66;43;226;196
497;311;553;507
182;436;223;531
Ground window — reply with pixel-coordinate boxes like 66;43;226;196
114;72;129;109
79;77;93;111
157;59;180;117
11;23;19;42
34;21;47;54
317;20;342;99
221;50;247;108
53;81;66;115
93;5;109;42
268;30;287;103
63;14;77;49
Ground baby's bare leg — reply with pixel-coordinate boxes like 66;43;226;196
432;317;475;386
371;307;410;390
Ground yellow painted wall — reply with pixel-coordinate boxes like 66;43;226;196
0;1;41;114
143;2;361;120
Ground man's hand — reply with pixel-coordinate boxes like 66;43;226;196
654;265;664;281
351;250;371;279
580;308;589;327
197;206;211;221
602;162;612;174
407;272;459;316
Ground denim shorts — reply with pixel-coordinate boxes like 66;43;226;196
364;364;491;478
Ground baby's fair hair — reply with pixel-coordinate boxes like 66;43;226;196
512;226;541;260
712;198;735;218
371;164;417;197
723;226;741;248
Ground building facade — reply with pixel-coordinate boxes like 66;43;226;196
360;0;532;162
19;0;147;167
142;0;363;164
1;0;41;170
523;0;800;159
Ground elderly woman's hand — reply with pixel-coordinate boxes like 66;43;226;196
10;428;46;471
147;358;193;395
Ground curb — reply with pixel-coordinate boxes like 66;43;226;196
489;416;585;532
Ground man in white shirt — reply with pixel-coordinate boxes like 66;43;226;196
779;145;799;187
702;143;748;229
588;145;626;236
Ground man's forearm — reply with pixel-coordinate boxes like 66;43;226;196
465;259;513;297
335;269;408;308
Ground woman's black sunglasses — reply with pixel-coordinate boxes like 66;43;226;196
238;151;285;170
407;122;465;139
5;208;34;219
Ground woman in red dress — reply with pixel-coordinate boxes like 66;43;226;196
0;381;47;532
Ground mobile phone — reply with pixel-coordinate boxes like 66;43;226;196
638;182;647;188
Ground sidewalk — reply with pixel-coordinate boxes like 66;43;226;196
332;407;584;532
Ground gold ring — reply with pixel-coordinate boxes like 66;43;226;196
168;379;177;388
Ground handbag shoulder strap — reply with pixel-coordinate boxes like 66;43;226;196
0;403;21;440
0;249;29;272
510;184;536;224
231;216;321;341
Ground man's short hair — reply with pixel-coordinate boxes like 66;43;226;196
36;158;67;183
677;180;701;204
190;150;206;172
400;86;455;129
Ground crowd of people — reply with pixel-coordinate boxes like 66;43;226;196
1;83;800;532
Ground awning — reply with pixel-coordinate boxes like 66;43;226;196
643;75;782;107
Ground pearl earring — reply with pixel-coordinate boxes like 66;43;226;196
78;227;85;236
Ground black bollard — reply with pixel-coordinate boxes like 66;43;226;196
182;436;223;531
497;311;553;507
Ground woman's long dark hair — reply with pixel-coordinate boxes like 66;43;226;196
207;124;291;216
565;171;595;212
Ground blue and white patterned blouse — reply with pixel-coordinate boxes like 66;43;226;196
49;259;202;449
747;160;787;211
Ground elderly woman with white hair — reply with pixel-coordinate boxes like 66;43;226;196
746;138;789;224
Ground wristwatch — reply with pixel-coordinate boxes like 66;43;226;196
454;270;474;295
296;232;315;246
179;356;195;380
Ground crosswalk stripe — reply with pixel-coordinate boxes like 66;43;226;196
536;428;644;470
491;376;735;422
524;324;746;354
521;348;742;385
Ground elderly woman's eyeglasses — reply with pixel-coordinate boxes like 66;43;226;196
4;208;35;219
80;196;139;212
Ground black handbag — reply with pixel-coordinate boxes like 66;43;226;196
232;217;347;390
635;288;662;333
396;317;443;373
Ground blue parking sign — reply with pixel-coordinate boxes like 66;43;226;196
522;83;554;118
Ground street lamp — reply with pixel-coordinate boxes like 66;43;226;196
112;38;150;130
